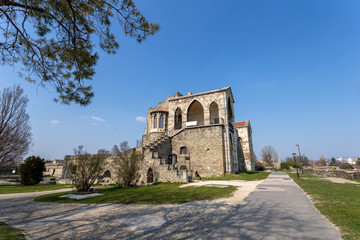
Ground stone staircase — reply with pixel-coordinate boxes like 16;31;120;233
142;135;170;152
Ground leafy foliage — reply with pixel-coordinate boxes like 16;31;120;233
19;155;45;185
0;85;32;167
69;146;106;192
0;0;160;105
112;140;143;186
280;160;300;170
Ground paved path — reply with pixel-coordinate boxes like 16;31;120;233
0;172;341;240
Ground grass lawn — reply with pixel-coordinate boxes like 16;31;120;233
203;171;271;181
0;184;72;194
289;173;360;240
35;182;237;204
0;222;25;240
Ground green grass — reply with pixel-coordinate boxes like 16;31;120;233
289;173;360;240
0;184;72;194
34;182;237;204
0;222;25;240
203;171;271;181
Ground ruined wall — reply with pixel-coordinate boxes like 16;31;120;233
236;122;255;171
302;168;360;180
171;125;225;177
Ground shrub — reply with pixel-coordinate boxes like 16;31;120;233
113;141;143;186
69;146;106;192
255;161;265;171
280;162;290;170
280;160;300;170
19;156;45;185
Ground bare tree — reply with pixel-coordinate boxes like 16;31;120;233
113;141;143;186
260;145;278;167
298;155;310;166
318;155;328;166
0;85;31;167
69;146;106;192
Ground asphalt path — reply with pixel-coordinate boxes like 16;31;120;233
0;172;341;240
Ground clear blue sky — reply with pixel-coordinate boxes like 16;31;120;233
1;0;359;161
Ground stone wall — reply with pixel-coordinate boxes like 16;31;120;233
236;121;255;171
171;125;225;177
302;168;360;180
141;132;165;147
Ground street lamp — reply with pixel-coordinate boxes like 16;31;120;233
292;153;300;179
296;144;304;174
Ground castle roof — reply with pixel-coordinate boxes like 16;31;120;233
235;121;246;127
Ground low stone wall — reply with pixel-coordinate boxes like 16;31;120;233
301;168;360;180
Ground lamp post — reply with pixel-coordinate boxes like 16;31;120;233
296;144;304;174
292;153;300;179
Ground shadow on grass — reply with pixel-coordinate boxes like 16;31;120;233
34;183;237;205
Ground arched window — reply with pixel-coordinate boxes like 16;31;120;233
159;114;164;128
180;146;188;154
210;102;219;124
227;98;234;122
153;114;157;129
180;165;187;170
174;108;182;129
147;168;153;183
103;170;111;178
187;100;204;126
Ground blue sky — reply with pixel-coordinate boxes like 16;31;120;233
1;0;359;160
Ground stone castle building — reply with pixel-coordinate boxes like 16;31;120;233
57;87;255;184
138;86;255;184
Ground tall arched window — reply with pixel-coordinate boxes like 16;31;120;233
153;114;157;129
159;114;164;128
227;98;234;122
210;102;219;124
187;100;204;125
175;108;182;129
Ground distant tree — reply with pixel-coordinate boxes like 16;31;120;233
299;155;310;166
112;141;143;186
0;0;160;105
19;156;45;185
330;157;336;166
97;148;111;155
310;159;316;167
280;158;300;170
273;151;279;168
318;155;328;166
356;158;360;166
0;85;32;167
260;145;278;167
69;146;106;192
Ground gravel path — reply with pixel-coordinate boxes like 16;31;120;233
0;173;341;240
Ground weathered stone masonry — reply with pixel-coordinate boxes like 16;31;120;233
138;86;256;184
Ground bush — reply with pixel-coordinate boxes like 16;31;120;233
255;161;265;171
69;146;106;192
19;156;45;185
113;141;143;186
280;160;300;170
280;162;290;170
